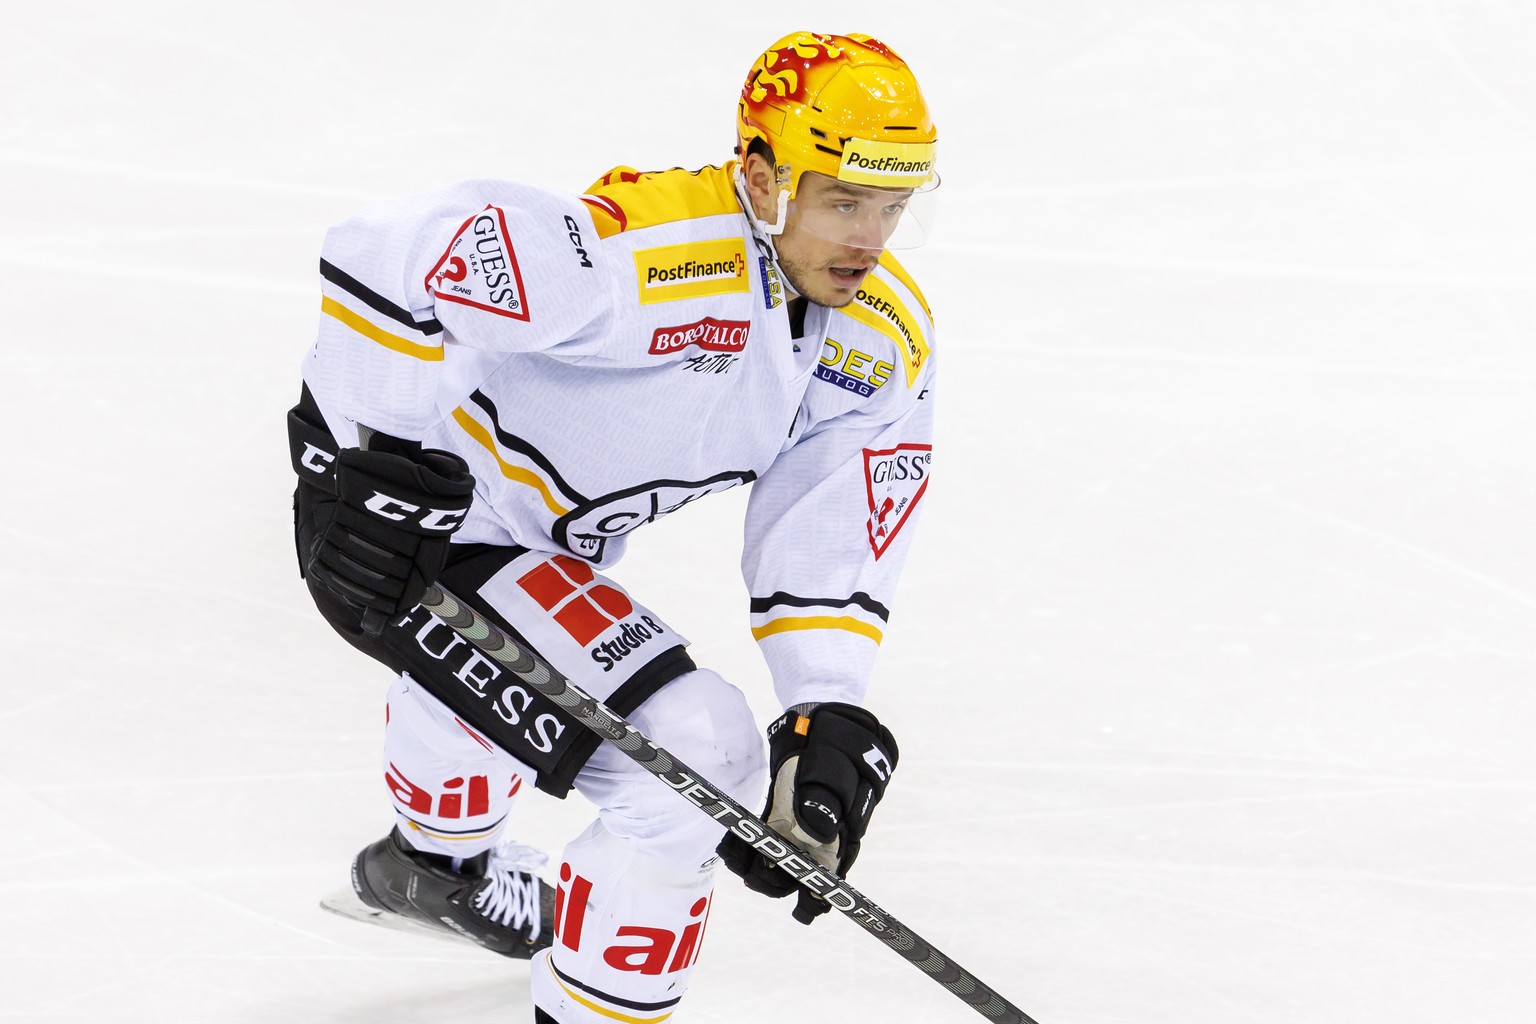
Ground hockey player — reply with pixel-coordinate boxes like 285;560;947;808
287;31;938;1023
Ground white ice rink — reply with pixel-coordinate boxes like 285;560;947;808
3;2;1534;1021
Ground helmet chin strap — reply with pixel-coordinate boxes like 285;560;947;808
733;166;789;259
763;189;790;235
733;167;807;300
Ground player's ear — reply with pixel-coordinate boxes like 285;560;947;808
741;149;779;223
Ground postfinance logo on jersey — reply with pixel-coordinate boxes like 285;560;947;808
634;239;749;304
846;278;929;386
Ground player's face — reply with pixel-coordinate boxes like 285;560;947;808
773;173;914;307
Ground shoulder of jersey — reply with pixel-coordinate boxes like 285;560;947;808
833;252;935;388
579;163;741;238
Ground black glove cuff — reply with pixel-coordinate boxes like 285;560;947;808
767;703;899;775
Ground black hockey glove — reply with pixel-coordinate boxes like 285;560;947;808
305;435;475;635
718;702;898;924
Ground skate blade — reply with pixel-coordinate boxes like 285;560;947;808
318;887;466;947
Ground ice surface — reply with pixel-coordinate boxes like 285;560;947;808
2;2;1533;1022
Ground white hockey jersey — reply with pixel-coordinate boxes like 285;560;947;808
302;162;936;710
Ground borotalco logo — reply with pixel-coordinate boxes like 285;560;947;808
863;443;932;560
634;239;750;304
650;317;750;355
837;139;937;189
425;205;531;321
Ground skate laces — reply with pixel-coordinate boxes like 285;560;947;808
473;840;548;938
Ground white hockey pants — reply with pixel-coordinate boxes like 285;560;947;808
383;665;765;1023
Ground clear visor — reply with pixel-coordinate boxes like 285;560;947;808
785;171;940;251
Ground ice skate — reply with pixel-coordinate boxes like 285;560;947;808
321;828;555;958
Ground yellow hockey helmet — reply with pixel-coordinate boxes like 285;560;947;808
737;32;938;201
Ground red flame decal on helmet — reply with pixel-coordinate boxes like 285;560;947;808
743;33;844;110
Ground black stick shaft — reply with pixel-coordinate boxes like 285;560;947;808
421;585;1039;1024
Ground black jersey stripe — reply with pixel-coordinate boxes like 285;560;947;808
750;591;891;621
466;390;590;504
320;258;444;336
548;956;683;1012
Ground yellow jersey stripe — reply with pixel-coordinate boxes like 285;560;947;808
842;277;930;386
321;295;443;361
751;615;884;644
877;251;933;320
451;408;571;517
580;163;741;239
547;961;673;1024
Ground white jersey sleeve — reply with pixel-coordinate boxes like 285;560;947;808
303;179;614;442
741;257;937;710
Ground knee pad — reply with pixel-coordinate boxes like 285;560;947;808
629;668;765;805
575;668;766;862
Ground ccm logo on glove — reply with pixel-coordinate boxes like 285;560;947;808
864;746;893;781
305;436;477;635
362;490;468;531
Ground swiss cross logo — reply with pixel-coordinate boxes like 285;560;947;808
863;443;931;559
516;555;635;645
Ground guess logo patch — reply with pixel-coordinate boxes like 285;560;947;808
425;205;530;321
863;443;931;559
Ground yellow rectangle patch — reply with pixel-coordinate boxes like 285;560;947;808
837;139;937;189
634;239;750;304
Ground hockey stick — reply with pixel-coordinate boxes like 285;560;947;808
419;584;1039;1024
